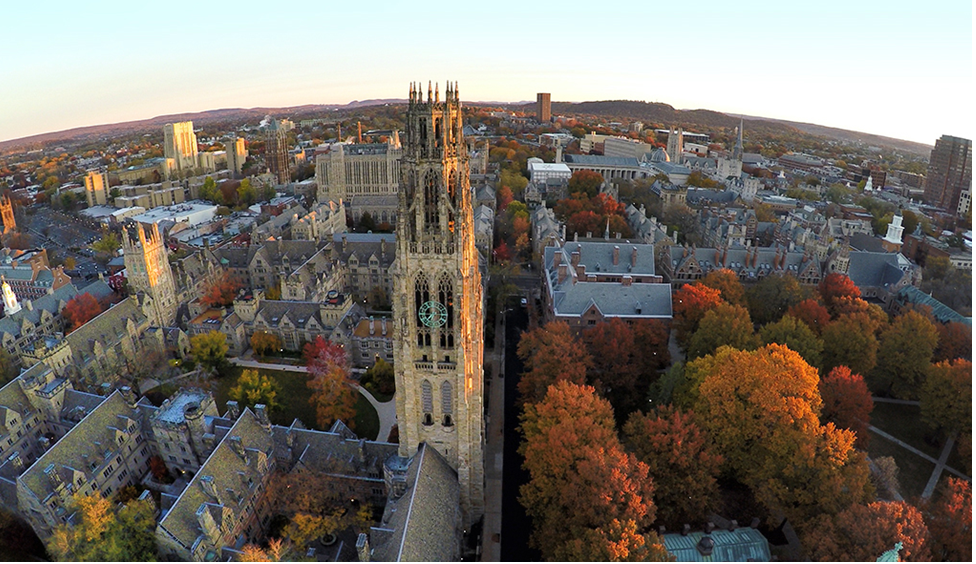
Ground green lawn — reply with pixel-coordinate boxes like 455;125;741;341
147;366;379;439
867;434;936;499
869;402;943;458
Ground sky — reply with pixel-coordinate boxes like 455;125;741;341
0;0;972;146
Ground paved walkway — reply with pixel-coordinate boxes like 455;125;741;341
228;357;394;442
868;425;969;497
871;396;921;406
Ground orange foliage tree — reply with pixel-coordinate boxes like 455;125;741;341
516;321;592;406
622;406;723;528
934;321;972;362
787;299;831;335
803;501;931;562
687;302;760;360
693;345;873;525
701;268;745;306
818;273;861;318
819;366;873;449
671;283;724;346
62;292;103;332
922;477;971;562
201;271;243;308
304;337;357;430
920;359;972;440
583;318;667;417
519;381;657;560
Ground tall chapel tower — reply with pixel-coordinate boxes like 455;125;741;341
392;81;484;525
123;223;178;327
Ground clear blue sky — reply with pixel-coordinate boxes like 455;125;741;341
1;0;971;145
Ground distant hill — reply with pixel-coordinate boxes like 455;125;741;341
731;114;932;156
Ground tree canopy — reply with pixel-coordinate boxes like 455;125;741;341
516;321;591;406
802;501;931;562
190;330;229;373
687;302;760;360
304;337;357;430
62;292;103;332
229;369;281;413
671;283;724;347
759;314;824;368
819;366;873;449
47;494;157;562
872;310;938;399
745;274;807;325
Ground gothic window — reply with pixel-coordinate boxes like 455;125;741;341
424;171;440;229
414;273;429;328
434;119;442;148
422;380;433;426
441;381;453;427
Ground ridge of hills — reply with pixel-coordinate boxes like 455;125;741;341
1;98;930;157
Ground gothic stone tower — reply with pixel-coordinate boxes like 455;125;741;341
392;81;484;526
0;194;15;234
123;222;178;326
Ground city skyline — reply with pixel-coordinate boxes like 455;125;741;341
0;0;971;146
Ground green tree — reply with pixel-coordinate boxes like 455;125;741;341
821;312;879;377
871;310;938;399
920;359;972;438
0;347;19;386
759;314;824;368
901;209;919;235
236;178;257;206
745;274;807;325
250;331;283;357
687;302;760;360
92;232;121;254
361;358;395;396
190;330;229;373
199;176;218;202
229;369;281;412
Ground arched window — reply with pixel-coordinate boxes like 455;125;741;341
424;171;439;229
441;381;453;427
438;274;454;329
414;273;429;328
422;380;433;426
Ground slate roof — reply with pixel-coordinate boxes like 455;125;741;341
17;392;132;497
0;283;79;339
157;409;274;552
371;443;460;562
846;251;913;289
662;528;771;562
849;233;886;253
273;424;397;477
78;279;114;302
551;241;657;276
553;283;672;319
895;285;971;325
668;245;821;283
64;297;149;364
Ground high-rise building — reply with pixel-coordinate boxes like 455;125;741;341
265;120;291;185
536;92;551;123
923;135;972;214
393;81;484;527
163;121;199;172
226;136;248;175
84;169;108;207
123;222;177;327
0;194;15;234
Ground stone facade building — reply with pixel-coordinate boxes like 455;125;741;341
391;82;484;528
315;136;403;226
123;223;178;327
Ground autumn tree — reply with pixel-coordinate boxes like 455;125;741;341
62;292;103;332
819;366;873;449
516;321;592;406
787;299;831;335
250;331;283;357
694;345;873;525
759;314;824;368
922;477;971;562
519;381;657;560
919;359;972;439
92;232;121;254
229;369;281;413
239;538;289;562
567;169;605;198
304;337;358;430
934;321;972;362
583;318;666;417
871;310;938;399
687;302;760;360
190;330;229;373
47;494;157;561
701;268;745;306
745;273;807;325
496;185;514;211
201;271;243;308
671;283;724;346
555;520;671;562
622;407;722;528
818;273;861;318
821;312;880;377
0;348;18;386
802;501;931;562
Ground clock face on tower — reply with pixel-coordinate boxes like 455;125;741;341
419;300;448;328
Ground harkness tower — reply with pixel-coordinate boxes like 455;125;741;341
391;81;485;527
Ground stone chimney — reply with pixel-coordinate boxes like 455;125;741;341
356;533;370;562
575;264;586;278
622;275;632;287
254;404;270;427
369;316;375;336
553;249;562;266
613;246;619;265
199;475;220;502
225;400;240;420
381;318;387;336
631;246;638;268
570;249;580;267
228;435;245;458
557;264;568;284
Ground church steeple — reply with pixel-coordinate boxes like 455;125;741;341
2;276;21;316
733;118;744;161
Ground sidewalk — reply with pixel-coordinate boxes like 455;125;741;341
868;425;969;498
481;302;506;561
